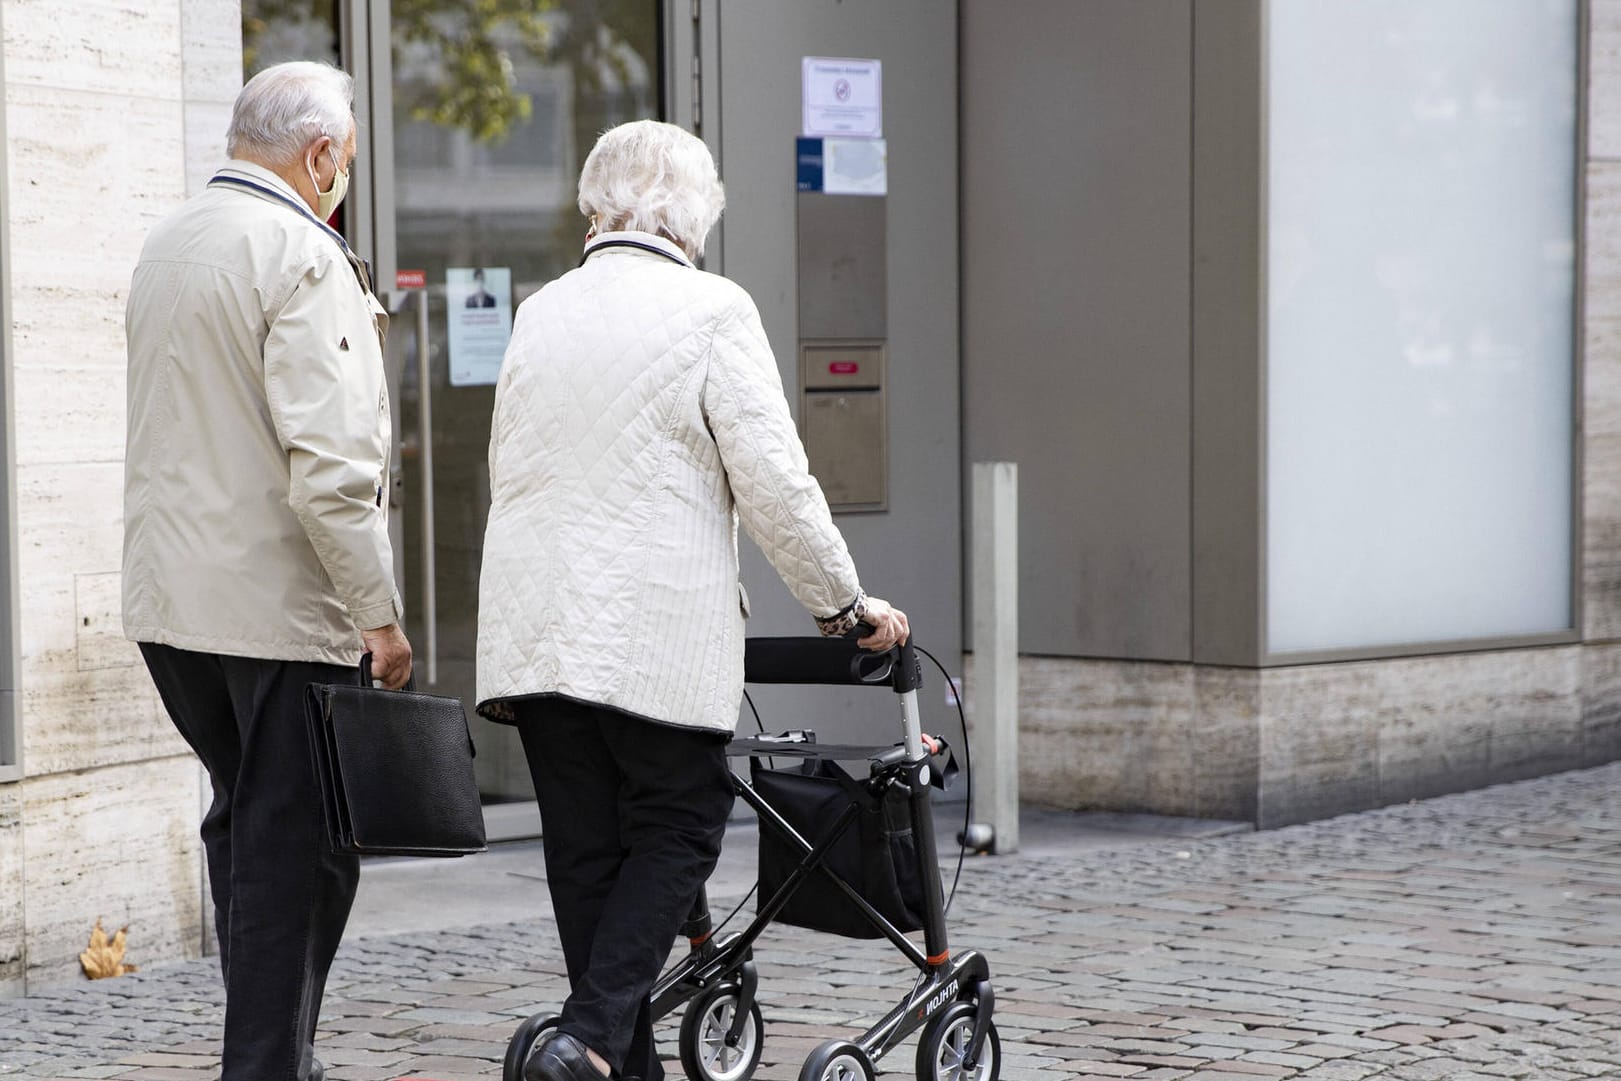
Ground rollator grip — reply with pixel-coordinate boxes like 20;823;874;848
892;638;922;694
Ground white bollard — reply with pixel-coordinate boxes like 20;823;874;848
971;461;1019;854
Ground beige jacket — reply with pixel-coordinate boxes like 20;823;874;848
476;232;863;732
123;161;402;665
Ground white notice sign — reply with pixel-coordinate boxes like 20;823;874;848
802;56;882;139
446;266;512;387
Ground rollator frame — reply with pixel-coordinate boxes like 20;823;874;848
505;636;997;1081
648;636;995;1076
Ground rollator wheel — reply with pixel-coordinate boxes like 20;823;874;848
798;1039;874;1081
678;981;765;1081
915;1001;1000;1081
502;1011;560;1081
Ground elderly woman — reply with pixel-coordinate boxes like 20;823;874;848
475;119;908;1081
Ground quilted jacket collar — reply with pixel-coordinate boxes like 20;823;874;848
582;230;695;269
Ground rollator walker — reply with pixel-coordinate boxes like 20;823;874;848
504;634;999;1081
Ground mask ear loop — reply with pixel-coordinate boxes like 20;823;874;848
308;141;339;197
585;214;600;243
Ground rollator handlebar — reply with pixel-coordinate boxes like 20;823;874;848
743;636;922;694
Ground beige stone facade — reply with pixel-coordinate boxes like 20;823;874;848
0;0;241;993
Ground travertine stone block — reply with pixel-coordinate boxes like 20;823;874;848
20;756;203;990
11;366;125;467
16;464;174;775
184;98;234;196
16;463;125;657
180;0;245;106
1256;647;1584;828
1587;430;1621;639
1483;648;1584;783
0;788;25;991
4;84;186;366
1582;641;1621;764
22;652;176;777
1584;164;1621;639
1584;166;1621;423
1015;656;1195;814
1592;0;1621;161
75;571;137;671
1257;663;1379;828
1191;666;1260;821
0;0;182;100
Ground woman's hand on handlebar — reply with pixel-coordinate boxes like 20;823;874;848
857;596;909;652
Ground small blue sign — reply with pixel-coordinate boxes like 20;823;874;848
796;136;824;192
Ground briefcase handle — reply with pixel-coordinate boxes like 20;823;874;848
355;653;474;758
358;652;417;692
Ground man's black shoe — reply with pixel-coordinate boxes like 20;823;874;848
525;1031;611;1081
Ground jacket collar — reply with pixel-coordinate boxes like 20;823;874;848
208;159;375;294
582;230;695;269
214;158;305;201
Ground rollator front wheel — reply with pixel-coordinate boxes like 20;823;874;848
679;981;764;1081
502;1011;560;1081
916;1001;1000;1081
799;1039;874;1081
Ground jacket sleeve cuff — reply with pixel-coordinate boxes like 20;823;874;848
350;594;403;632
815;590;868;637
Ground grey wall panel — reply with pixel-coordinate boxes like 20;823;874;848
712;1;962;738
1190;0;1264;666
961;0;1194;661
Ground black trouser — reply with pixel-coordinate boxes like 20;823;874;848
517;698;735;1081
140;643;360;1081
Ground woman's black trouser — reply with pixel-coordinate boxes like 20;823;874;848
516;698;734;1081
139;643;360;1081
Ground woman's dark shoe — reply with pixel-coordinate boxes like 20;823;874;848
525;1031;612;1081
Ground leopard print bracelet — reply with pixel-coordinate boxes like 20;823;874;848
815;590;869;637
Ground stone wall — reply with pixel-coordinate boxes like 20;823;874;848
0;0;241;994
969;644;1619;830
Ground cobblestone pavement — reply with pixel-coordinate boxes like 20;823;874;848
3;762;1621;1081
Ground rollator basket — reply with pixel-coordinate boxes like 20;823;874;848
751;755;929;938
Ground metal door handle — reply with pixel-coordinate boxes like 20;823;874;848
415;288;438;685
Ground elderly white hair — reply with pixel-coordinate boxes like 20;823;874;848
577;120;725;258
227;61;355;164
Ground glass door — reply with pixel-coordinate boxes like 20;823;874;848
384;3;664;800
242;1;664;801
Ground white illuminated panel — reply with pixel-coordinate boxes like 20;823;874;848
1266;0;1578;654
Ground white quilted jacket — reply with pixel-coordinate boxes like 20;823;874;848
475;232;863;732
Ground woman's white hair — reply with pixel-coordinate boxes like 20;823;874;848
577;120;726;258
227;61;355;165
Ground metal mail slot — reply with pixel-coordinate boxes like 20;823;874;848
802;390;886;510
802;342;884;390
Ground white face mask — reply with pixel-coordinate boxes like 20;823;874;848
309;145;349;219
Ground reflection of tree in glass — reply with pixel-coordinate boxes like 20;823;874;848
243;0;652;145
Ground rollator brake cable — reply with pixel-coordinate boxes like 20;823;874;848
915;646;972;918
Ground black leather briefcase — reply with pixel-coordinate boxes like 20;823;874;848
303;655;486;858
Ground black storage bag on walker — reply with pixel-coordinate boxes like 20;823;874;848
751;757;929;939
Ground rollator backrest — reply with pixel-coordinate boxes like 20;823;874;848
743;637;921;693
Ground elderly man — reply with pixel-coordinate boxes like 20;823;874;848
123;61;410;1081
